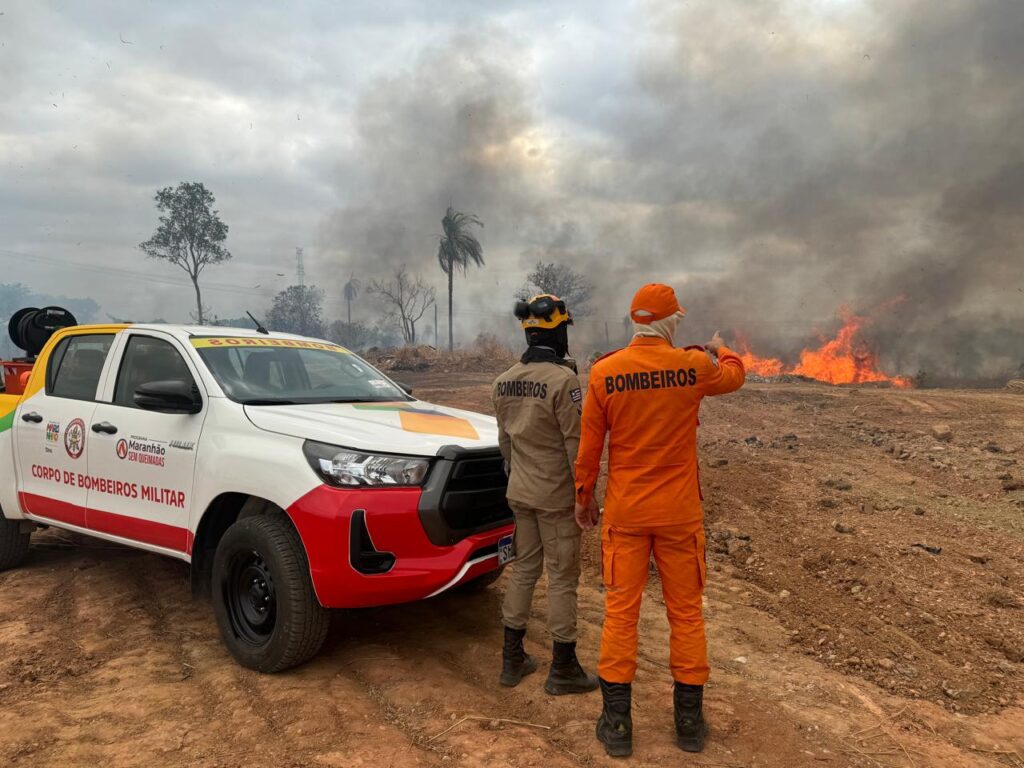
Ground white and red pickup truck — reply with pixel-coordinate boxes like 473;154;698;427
0;308;514;671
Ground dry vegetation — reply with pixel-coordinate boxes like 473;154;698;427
367;334;520;375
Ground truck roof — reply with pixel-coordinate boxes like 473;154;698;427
67;323;333;345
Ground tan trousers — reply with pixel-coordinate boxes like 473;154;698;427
501;501;582;643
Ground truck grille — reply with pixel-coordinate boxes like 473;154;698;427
418;447;513;546
439;455;511;532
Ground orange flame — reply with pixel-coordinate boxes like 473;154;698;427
737;307;912;388
734;334;784;377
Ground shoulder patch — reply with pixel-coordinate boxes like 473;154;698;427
570;387;583;403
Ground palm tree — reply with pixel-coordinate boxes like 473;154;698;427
343;274;361;324
436;206;484;350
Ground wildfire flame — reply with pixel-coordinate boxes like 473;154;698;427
735;334;784;377
736;308;912;388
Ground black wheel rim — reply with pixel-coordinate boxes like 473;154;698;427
224;549;277;645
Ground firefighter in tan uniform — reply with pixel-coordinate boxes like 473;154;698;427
492;294;599;696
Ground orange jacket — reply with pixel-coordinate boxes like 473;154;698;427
575;337;745;528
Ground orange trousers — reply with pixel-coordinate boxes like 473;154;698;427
598;522;709;685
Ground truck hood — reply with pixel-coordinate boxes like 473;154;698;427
243;400;498;456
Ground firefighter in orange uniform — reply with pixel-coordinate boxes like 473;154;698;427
574;283;745;757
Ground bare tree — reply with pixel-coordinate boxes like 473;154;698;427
139;182;231;324
517;261;594;317
368;266;436;345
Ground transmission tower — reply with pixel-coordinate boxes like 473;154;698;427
295;247;305;287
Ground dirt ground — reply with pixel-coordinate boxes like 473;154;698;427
1;376;1022;768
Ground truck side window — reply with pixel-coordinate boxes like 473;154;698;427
113;336;197;409
47;334;115;401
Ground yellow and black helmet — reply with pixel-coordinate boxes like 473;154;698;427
514;294;573;330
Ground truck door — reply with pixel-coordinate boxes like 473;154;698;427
15;332;117;527
85;332;206;555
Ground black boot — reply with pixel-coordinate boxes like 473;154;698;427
544;641;599;695
595;678;633;758
499;626;538;687
673;682;707;753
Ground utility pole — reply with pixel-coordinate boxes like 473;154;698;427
434;301;439;349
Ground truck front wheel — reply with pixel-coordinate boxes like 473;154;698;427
211;514;329;672
0;516;31;571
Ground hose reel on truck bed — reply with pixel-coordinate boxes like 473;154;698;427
2;306;78;393
7;306;78;359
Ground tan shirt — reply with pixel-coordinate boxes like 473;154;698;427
493;358;582;511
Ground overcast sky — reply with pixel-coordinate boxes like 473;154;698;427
2;1;1022;375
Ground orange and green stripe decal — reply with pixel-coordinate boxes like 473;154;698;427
354;403;479;440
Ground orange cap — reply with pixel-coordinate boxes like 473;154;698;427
629;283;685;324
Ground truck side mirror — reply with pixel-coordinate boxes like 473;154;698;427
396;381;413;396
135;380;203;414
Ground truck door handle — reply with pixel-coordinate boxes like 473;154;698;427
91;422;118;435
21;412;43;423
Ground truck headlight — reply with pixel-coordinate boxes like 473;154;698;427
303;441;431;487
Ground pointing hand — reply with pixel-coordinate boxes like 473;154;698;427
705;330;725;356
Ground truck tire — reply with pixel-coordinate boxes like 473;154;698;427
0;516;31;571
211;514;329;673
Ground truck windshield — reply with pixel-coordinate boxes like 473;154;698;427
191;337;410;405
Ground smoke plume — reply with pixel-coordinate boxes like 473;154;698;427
318;1;1024;380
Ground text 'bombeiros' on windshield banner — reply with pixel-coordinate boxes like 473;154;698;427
190;337;348;353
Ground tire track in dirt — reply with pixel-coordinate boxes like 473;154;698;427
3;571;84;765
332;651;455;765
116;557;252;766
68;549;217;766
323;596;589;767
16;533;108;670
0;534;124;765
200;625;440;767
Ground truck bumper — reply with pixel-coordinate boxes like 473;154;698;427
286;485;513;609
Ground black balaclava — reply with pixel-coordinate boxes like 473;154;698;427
525;323;569;358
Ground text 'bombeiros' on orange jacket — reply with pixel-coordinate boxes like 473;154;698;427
575;337;745;528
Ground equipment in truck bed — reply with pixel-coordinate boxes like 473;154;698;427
2;306;77;394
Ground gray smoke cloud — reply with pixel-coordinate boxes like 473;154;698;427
645;0;1024;381
315;28;573;340
317;0;1024;380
